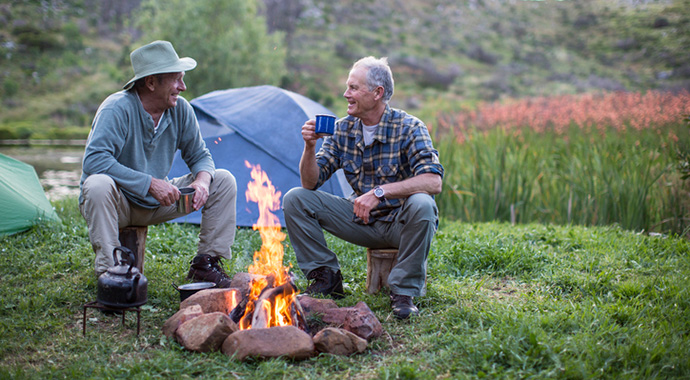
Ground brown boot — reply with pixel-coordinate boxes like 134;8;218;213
186;254;232;288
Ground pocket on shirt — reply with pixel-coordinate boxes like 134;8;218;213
376;164;399;180
342;160;360;176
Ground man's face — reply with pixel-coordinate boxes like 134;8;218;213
343;67;378;120
151;72;187;110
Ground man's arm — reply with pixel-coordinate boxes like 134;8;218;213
373;173;443;198
298;119;321;189
353;173;442;224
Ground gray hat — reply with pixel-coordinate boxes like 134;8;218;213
123;40;197;90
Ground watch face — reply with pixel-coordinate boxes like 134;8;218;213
374;187;384;199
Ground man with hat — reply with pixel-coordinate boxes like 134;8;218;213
80;40;237;287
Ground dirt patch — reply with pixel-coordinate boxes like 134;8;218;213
486;276;531;300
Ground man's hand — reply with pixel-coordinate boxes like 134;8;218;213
149;177;180;207
301;119;321;148
188;171;212;210
353;191;380;224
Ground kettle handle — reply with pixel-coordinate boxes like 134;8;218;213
112;246;137;271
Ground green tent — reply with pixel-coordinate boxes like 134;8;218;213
0;153;60;236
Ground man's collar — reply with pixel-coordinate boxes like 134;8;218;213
372;105;393;143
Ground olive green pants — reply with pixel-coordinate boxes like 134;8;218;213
282;188;438;297
80;170;237;276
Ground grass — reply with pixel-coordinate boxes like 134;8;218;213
1;198;689;379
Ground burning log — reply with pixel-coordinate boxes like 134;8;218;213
291;294;310;334
234;277;309;333
229;298;247;324
251;281;295;329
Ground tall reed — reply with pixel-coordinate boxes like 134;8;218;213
435;124;688;235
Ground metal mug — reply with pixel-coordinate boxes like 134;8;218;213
315;114;336;136
177;187;195;213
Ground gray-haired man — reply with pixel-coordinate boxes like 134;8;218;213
283;56;444;319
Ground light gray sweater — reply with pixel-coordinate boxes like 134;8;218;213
80;89;215;208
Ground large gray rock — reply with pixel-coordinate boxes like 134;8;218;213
313;327;367;356
176;312;238;352
222;326;314;361
179;288;241;314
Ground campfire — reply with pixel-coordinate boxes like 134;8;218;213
163;162;383;360
232;161;306;331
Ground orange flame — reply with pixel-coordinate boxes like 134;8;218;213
239;161;297;329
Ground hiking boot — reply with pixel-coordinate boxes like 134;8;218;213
390;293;419;320
186;254;232;288
305;267;344;299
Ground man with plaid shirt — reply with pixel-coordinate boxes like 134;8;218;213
283;56;444;319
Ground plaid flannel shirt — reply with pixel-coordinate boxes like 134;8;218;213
314;105;444;224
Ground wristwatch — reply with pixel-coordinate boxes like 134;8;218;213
373;186;386;202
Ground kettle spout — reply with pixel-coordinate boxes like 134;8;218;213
127;273;141;303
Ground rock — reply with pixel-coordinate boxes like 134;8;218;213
343;302;383;341
179;288;241;314
222;326;314;361
230;272;266;298
176;312;238;352
322;301;382;341
162;304;204;339
313;327;367;356
322;307;349;325
297;295;339;316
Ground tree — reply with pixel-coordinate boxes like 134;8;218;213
135;0;287;97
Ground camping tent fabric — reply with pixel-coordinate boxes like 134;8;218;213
0;153;61;236
168;85;352;227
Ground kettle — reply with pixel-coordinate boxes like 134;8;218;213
96;246;148;308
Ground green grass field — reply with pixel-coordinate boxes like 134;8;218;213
1;199;688;379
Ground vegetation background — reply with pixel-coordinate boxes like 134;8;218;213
1;0;688;137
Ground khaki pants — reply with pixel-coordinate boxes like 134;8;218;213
282;188;438;297
80;170;237;275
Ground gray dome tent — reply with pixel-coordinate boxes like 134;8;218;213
168;85;352;227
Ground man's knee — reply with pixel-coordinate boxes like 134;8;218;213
212;169;236;194
405;193;438;221
82;174;117;201
283;187;311;214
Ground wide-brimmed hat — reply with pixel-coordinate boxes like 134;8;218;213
123;40;197;90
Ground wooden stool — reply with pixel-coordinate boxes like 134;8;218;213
366;248;398;294
118;226;148;273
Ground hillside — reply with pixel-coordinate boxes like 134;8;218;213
0;0;688;139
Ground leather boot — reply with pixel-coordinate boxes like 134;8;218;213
186;253;232;288
305;266;344;299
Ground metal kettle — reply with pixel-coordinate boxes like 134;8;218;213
96;246;148;308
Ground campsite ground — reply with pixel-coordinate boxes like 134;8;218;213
0;198;688;379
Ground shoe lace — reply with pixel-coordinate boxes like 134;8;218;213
208;256;229;277
306;269;332;290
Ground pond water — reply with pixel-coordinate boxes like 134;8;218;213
0;146;84;201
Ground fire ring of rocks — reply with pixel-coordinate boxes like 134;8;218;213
163;163;383;360
162;272;383;361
